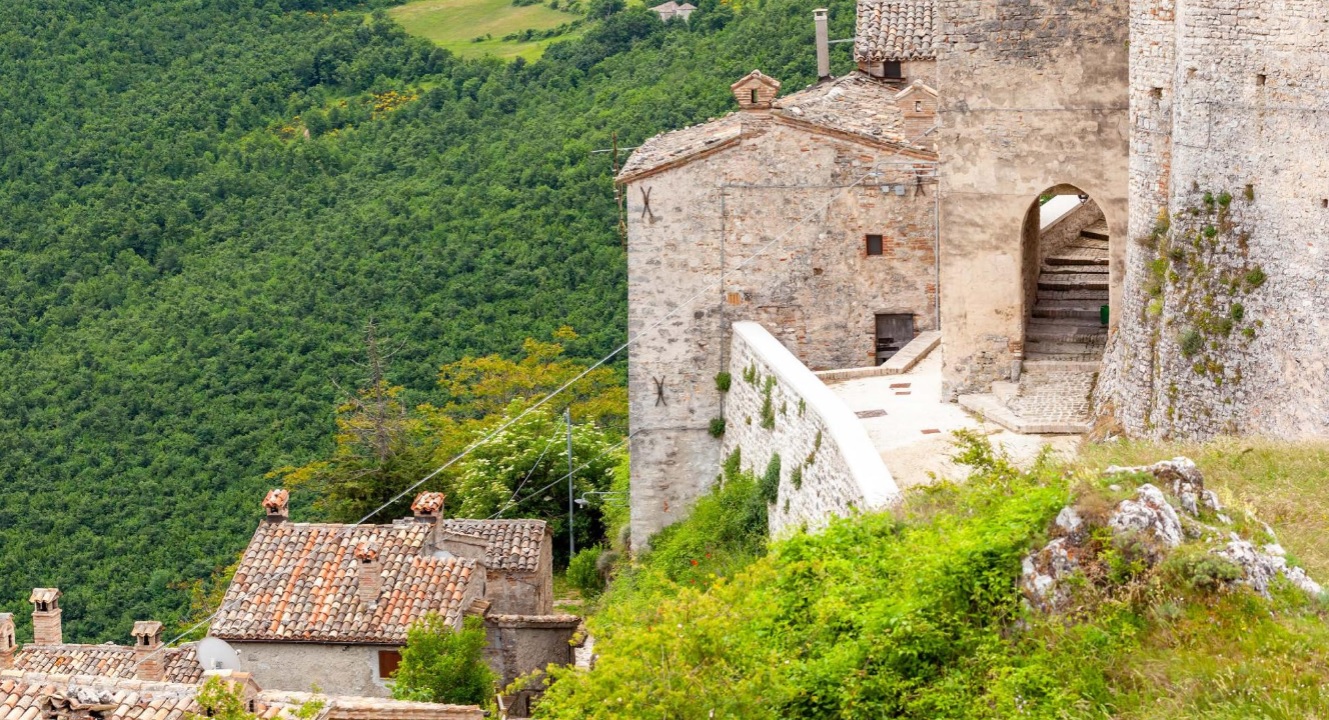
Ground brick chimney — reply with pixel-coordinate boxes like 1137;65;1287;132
354;540;382;607
131;621;164;681
262;489;289;522
0;613;15;669
731;70;780;110
29;588;62;646
411;491;446;522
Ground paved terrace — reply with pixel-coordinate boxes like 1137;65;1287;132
821;349;1082;489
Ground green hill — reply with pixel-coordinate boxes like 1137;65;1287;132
390;0;582;60
0;0;854;642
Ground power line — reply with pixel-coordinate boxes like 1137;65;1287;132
135;118;940;669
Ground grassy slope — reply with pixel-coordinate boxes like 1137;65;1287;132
1079;439;1329;580
538;438;1329;718
389;0;580;60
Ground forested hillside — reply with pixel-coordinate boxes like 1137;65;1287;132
0;0;854;640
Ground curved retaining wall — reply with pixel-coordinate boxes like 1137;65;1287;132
721;322;900;536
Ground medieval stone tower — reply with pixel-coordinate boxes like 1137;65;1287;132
1098;0;1329;439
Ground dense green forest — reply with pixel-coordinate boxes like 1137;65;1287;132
0;0;854;641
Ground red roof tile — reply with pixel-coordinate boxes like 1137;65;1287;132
439;520;547;573
12;645;202;685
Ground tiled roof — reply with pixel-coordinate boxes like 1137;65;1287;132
410;493;445;516
0;672;205;720
773;73;931;150
210;522;477;644
0;672;484;720
28;591;58;606
617;113;747;182
440;520;547;573
855;0;935;62
12;645;203;685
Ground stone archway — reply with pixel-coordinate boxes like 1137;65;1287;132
1018;185;1110;369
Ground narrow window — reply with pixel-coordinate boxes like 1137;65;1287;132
378;649;402;679
865;234;884;256
1322;199;1328;209
750;88;759;104
884;61;903;79
914;100;923;112
1257;73;1267;86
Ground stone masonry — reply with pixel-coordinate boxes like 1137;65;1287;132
1097;0;1329;439
935;0;1130;396
620;74;938;547
721;322;899;536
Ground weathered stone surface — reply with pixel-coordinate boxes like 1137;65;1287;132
1098;0;1329;439
1218;539;1324;599
721;322;899;536
1109;484;1184;549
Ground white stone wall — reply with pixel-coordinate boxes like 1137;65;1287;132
721;322;899;536
1099;0;1329;438
232;642;391;697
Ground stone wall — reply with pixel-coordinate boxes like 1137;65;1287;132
625;112;937;547
935;0;1129;394
1098;0;1329;438
486;537;552;616
232;642;389;697
483;615;580;687
720;322;899;536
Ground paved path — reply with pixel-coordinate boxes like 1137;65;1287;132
827;353;1081;489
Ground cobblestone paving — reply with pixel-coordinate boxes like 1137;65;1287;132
1005;369;1097;425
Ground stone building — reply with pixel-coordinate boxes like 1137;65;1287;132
618;66;940;546
1097;0;1329;439
208;490;577;697
933;0;1129;397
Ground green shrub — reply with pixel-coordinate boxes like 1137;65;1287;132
760;454;781;505
1180;329;1204;357
715;372;732;392
1217;191;1233;207
708;417;726;437
1245;266;1267;289
567;546;608;598
790;465;802;490
759;377;776;430
392;614;496;705
1230;302;1245;322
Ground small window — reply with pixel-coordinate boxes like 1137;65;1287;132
1256;73;1267;86
865;234;884;256
884;61;903;79
914;100;923;112
750;88;759;104
378;649;402;679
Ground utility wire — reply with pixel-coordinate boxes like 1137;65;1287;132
136;120;939;668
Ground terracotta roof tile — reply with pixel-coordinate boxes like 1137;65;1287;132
210;523;478;644
12;646;202;685
855;0;935;62
439;520;547;573
773;73;932;150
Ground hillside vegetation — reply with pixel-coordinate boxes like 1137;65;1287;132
0;0;854;641
539;437;1329;718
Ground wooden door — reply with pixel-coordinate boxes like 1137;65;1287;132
875;314;914;365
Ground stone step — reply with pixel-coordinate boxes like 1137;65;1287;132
1037;289;1110;302
1039;274;1109;291
1026;323;1107;339
957;393;1090;434
1040;263;1108;275
1028;331;1107;347
1023;354;1103;368
1033;307;1104;321
1080;227;1110;241
1046;254;1109;266
1027;315;1106;327
1026;338;1106;355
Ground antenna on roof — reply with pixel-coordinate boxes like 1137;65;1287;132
195;636;242;671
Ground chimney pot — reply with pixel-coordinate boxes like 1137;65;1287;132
29;588;62;646
0;613;15;669
411;492;446;521
354;540;382;607
814;9;830;80
731;70;781;110
262;489;289;522
132;620;164;681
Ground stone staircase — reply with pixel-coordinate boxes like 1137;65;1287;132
1025;219;1109;368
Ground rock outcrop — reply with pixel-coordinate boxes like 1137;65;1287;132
1020;457;1322;612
